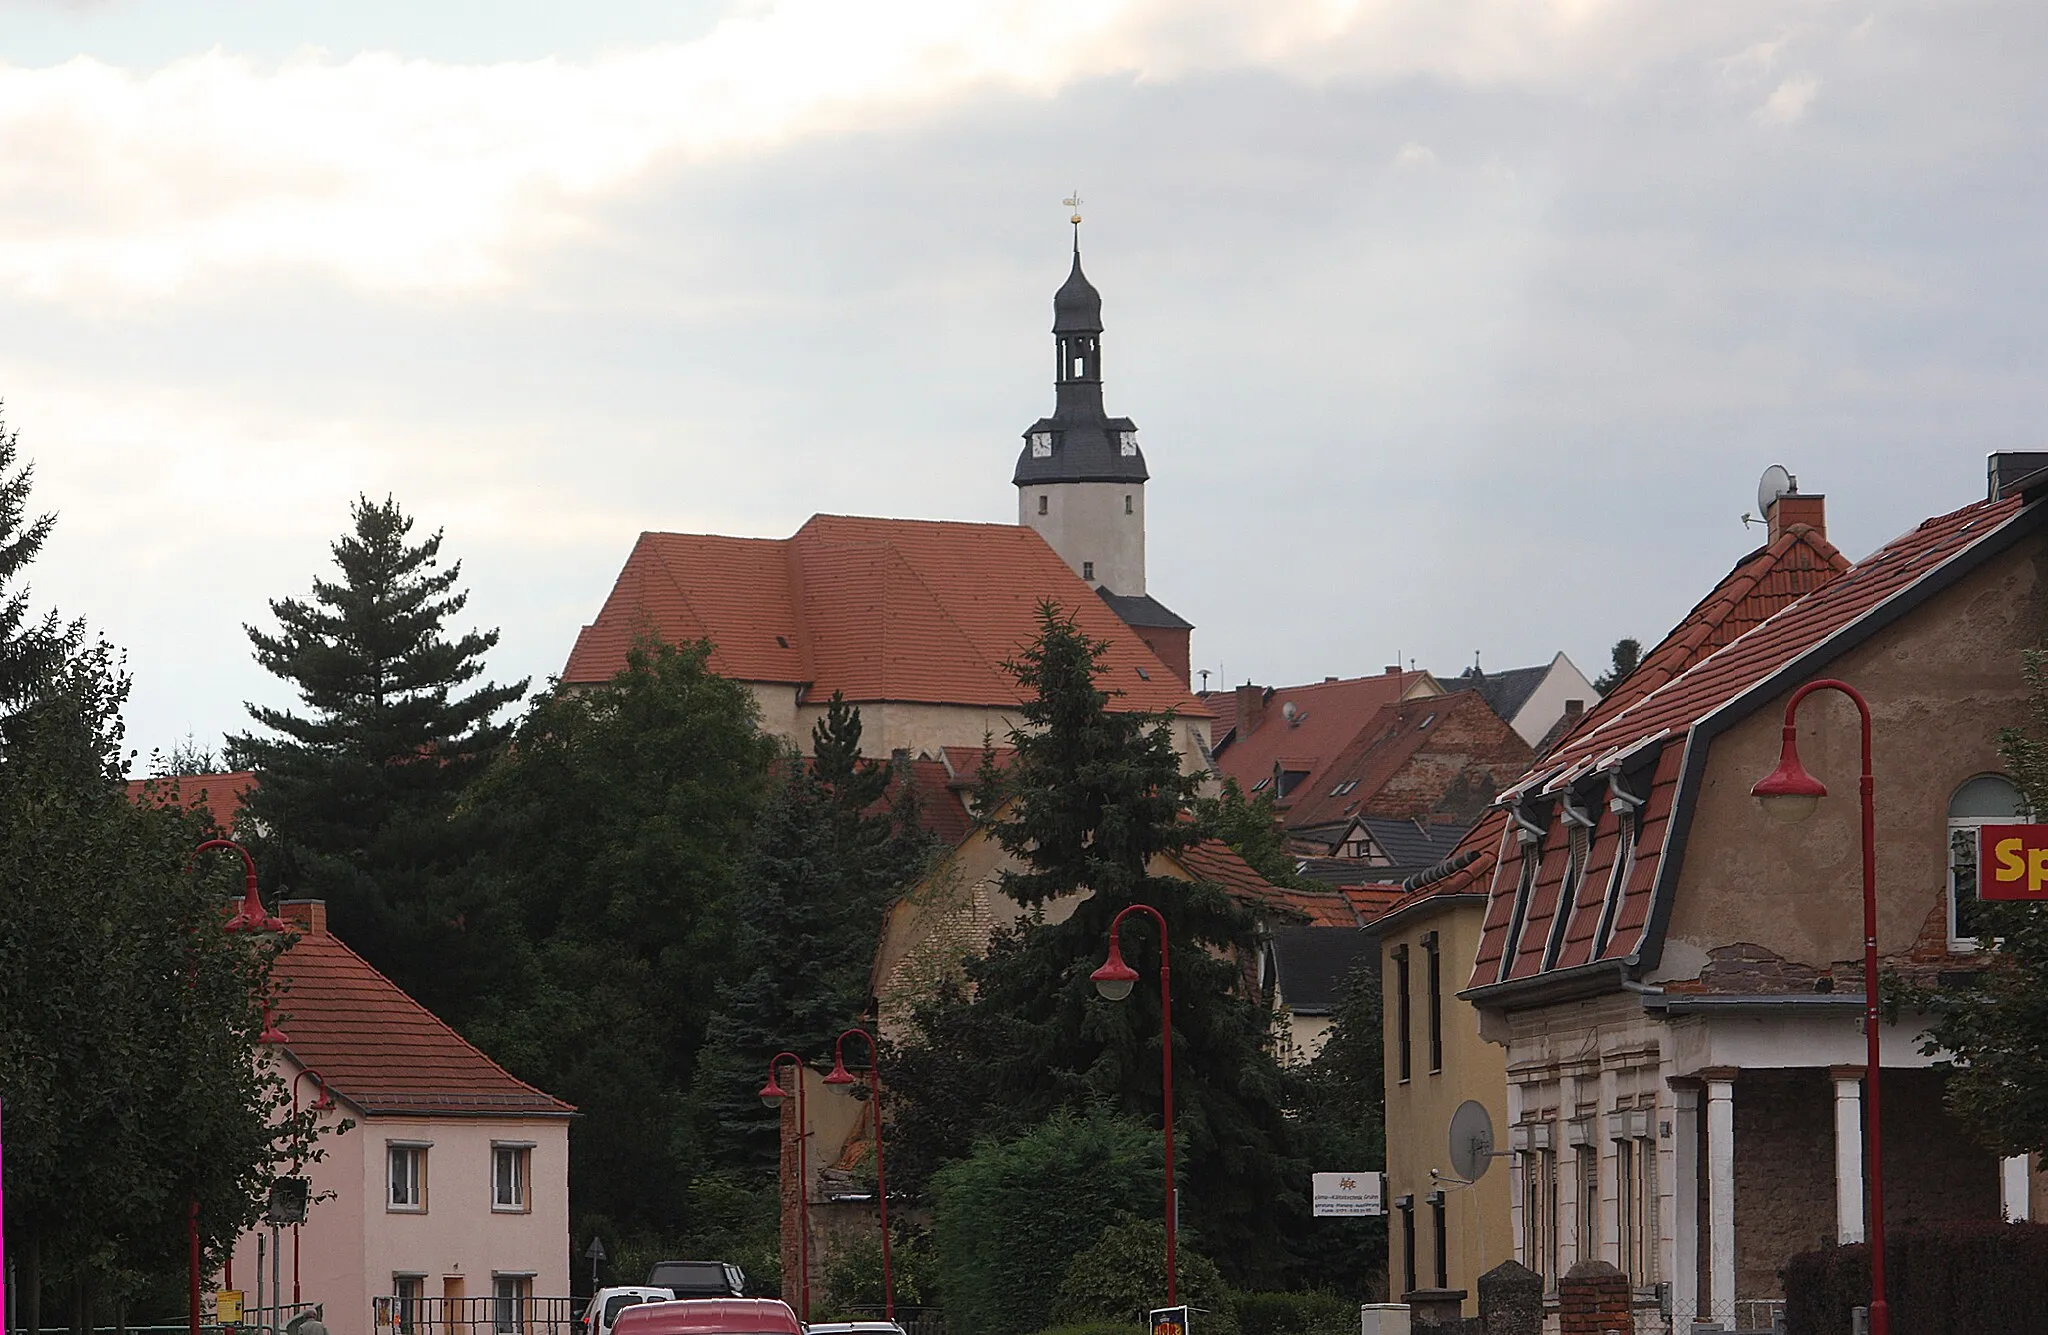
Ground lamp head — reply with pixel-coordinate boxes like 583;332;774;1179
1752;726;1828;824
1090;943;1139;1002
823;1054;854;1086
758;1076;790;1109
258;1006;290;1045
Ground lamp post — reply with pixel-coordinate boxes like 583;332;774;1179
757;1054;811;1321
188;838;292;1335
822;1028;894;1320
1749;678;1888;1335
1089;903;1177;1305
289;1072;334;1305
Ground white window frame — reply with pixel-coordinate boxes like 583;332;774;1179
387;1142;430;1213
492;1142;533;1213
1948;774;2029;951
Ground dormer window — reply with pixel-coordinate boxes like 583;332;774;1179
1030;432;1053;458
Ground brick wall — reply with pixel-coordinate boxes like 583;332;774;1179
1733;1069;1834;1301
1557;1260;1630;1334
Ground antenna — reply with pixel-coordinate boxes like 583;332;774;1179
1062;191;1083;250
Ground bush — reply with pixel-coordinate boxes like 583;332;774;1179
1031;1325;1145;1335
820;1228;936;1315
1783;1223;2048;1335
1229;1291;1353;1335
932;1111;1164;1335
1052;1221;1236;1335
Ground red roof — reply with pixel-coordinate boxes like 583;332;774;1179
562;516;1205;718
1209;672;1436;801
1468;492;2028;992
1174;841;1360;925
1278;690;1532;831
1341;884;1408;923
896;757;975;847
125;770;256;832
272;901;573;1117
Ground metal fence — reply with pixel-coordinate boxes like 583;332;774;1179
372;1298;581;1335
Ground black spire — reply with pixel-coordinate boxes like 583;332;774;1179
1014;246;1144;486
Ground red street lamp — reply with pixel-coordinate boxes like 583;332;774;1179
290;1070;335;1304
1089;903;1178;1305
758;1053;812;1321
1750;678;1889;1335
823;1028;894;1320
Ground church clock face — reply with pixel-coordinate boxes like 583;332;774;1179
1118;430;1138;457
1030;432;1053;458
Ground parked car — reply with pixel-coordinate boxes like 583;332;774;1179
644;1262;748;1298
612;1299;801;1335
581;1287;677;1335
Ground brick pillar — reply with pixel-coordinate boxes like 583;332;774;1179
1556;1260;1630;1335
779;1093;802;1300
1477;1260;1543;1335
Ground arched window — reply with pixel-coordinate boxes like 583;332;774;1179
1949;774;2028;948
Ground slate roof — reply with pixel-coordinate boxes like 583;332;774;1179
1452;663;1550;725
1270;925;1377;1015
126;770;257;833
1097;589;1194;631
273;901;573;1117
562;516;1203;719
1463;492;2032;996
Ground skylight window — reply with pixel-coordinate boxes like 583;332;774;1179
1135;666;1151;680
1331;779;1358;796
1251;777;1270;792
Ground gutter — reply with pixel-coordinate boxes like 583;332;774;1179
1638;992;1864;1015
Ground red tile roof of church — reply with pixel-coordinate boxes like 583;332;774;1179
273;901;573;1117
562;515;1205;718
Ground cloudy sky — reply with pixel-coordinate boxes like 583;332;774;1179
7;0;2045;766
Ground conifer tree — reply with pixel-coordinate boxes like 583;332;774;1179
227;495;525;1012
895;603;1305;1284
0;411;80;719
698;692;934;1175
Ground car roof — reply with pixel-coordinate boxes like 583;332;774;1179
612;1299;800;1335
598;1289;675;1300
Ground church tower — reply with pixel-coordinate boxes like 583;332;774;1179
1015;237;1148;596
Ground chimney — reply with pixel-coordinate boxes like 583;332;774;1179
1563;699;1585;721
1384;665;1402;676
1236;683;1268;736
1767;492;1826;542
1989;452;2048;500
280;899;327;935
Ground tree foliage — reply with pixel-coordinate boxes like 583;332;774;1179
1196;778;1310;888
228;495;525;1015
1051;1220;1235;1335
696;692;935;1176
930;1111;1163;1335
0;411;79;719
462;637;777;1237
1592;638;1642;695
892;604;1308;1287
0;640;321;1330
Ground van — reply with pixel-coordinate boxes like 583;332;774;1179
644;1262;747;1298
610;1300;802;1335
580;1288;676;1335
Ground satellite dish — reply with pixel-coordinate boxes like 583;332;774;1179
1281;702;1299;725
1447;1100;1497;1183
1756;464;1798;517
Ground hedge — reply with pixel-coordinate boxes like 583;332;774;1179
1229;1291;1354;1335
1783;1223;2048;1335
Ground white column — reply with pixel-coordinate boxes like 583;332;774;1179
1832;1068;1865;1244
2003;1156;2032;1222
1506;1081;1526;1269
1672;1085;1700;1323
1599;1066;1622;1268
1705;1072;1737;1327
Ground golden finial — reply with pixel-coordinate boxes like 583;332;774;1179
1063;191;1083;226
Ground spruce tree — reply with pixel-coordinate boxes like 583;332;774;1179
698;692;935;1175
0;410;80;719
895;603;1305;1284
227;495;525;1012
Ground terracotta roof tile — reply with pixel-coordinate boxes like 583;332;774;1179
1210;672;1437;801
563;517;1206;719
1469;493;2027;991
1280;691;1533;831
272;902;573;1117
126;770;257;833
1173;841;1359;925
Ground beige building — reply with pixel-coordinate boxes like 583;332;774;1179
1375;883;1512;1312
1447;462;2048;1329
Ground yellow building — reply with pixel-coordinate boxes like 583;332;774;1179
1375;881;1512;1314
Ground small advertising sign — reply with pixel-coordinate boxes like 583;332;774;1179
1150;1305;1190;1335
217;1291;245;1326
1311;1171;1384;1216
1979;825;2048;901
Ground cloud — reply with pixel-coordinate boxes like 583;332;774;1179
1393;141;1437;168
1755;71;1820;124
0;0;1844;301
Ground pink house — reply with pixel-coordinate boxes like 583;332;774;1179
223;901;574;1335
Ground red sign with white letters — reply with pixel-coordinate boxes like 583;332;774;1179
1979;824;2048;900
